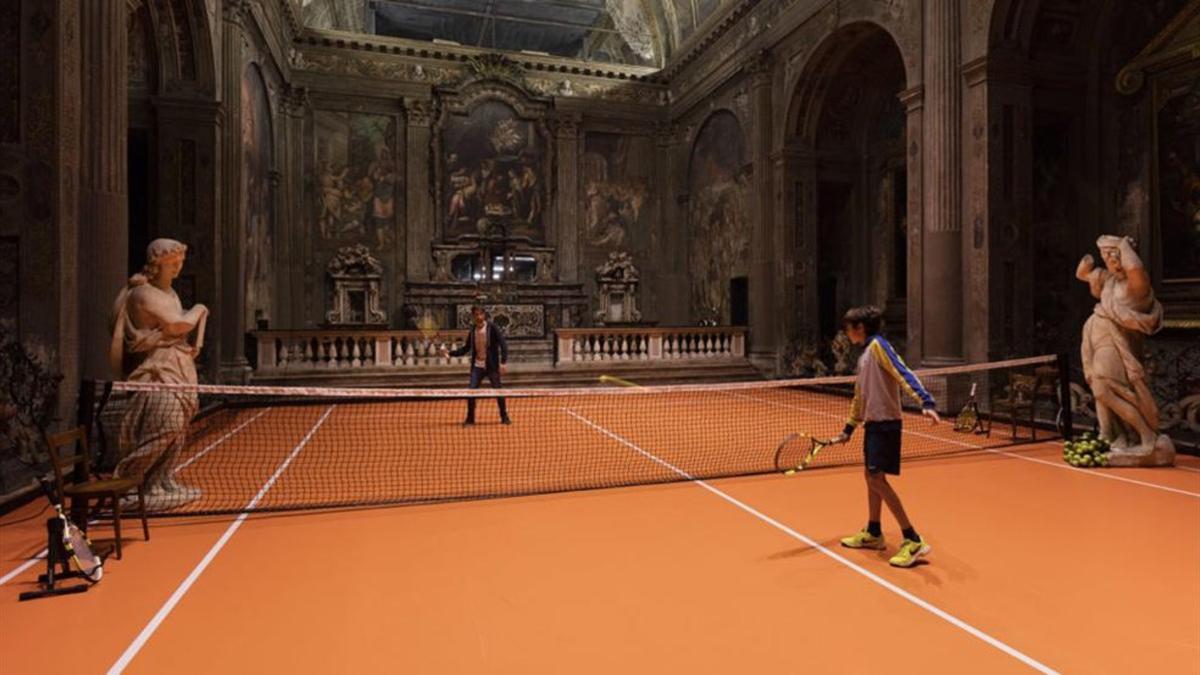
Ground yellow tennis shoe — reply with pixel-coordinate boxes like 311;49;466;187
888;538;930;567
840;529;886;550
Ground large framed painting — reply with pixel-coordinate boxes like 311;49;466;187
436;91;550;244
309;110;400;252
1157;69;1200;283
687;110;750;324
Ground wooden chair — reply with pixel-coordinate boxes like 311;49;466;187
45;427;149;560
991;367;1060;441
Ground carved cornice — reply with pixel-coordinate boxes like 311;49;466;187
296;28;662;85
661;0;760;82
1116;0;1200;95
296;45;666;106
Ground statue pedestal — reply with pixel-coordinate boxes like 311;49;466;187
1106;435;1176;467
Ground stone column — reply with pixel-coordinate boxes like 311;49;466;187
745;50;777;371
772;143;817;343
899;85;925;364
404;97;433;281
280;87;309;328
78;0;128;380
920;0;963;365
19;0;82;421
218;2;249;381
652;121;679;324
971;55;1033;360
554;111;582;283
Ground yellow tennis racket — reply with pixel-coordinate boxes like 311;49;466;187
598;374;640;388
773;433;833;475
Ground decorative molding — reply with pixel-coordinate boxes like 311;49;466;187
554;111;582;139
743;48;773;79
456;303;545;338
1117;0;1200;95
297;29;662;84
403;97;434;128
459;53;526;88
898;85;925;111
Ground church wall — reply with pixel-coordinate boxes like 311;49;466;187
0;0;82;423
301;97;404;328
285;36;669;330
578;130;658;321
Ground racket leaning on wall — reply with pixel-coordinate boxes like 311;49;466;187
773;433;834;475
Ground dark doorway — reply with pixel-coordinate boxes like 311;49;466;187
730;276;748;326
127;129;151;274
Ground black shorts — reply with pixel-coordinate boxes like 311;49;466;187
864;420;902;475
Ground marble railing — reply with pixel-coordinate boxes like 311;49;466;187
555;327;747;365
253;330;471;372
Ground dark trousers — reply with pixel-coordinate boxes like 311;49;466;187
466;365;508;421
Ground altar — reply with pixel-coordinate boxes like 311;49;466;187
405;235;586;337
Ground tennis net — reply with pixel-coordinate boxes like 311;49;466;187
90;354;1067;515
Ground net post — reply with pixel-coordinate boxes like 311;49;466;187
1056;352;1073;440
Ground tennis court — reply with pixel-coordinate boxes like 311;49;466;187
2;361;1198;674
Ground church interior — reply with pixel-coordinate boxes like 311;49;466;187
1;1;1199;671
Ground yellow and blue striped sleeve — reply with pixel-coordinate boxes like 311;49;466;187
869;338;936;409
843;381;864;437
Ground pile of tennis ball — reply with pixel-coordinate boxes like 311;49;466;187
1063;432;1110;467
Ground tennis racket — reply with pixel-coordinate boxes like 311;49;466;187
954;383;983;434
773;433;833;475
40;479;103;583
598;374;640;388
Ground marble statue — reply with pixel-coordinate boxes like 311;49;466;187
1076;235;1175;466
109;239;208;508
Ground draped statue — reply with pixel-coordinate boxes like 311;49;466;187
110;239;209;508
1077;235;1175;466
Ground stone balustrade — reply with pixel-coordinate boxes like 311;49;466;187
253;330;470;372
555;327;746;365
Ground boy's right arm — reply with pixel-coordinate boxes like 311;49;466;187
835;382;863;443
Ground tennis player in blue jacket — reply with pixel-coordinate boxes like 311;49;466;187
833;306;940;567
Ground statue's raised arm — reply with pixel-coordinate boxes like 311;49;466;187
1077;235;1174;467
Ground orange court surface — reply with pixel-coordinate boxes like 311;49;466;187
1;397;1198;674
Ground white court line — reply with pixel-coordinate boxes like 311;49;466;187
174;408;272;473
0;409;272;589
1176;465;1200;474
730;392;1200;499
564;409;1059;675
0;549;48;587
107;405;336;675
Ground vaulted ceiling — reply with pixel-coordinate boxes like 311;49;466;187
298;0;733;68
